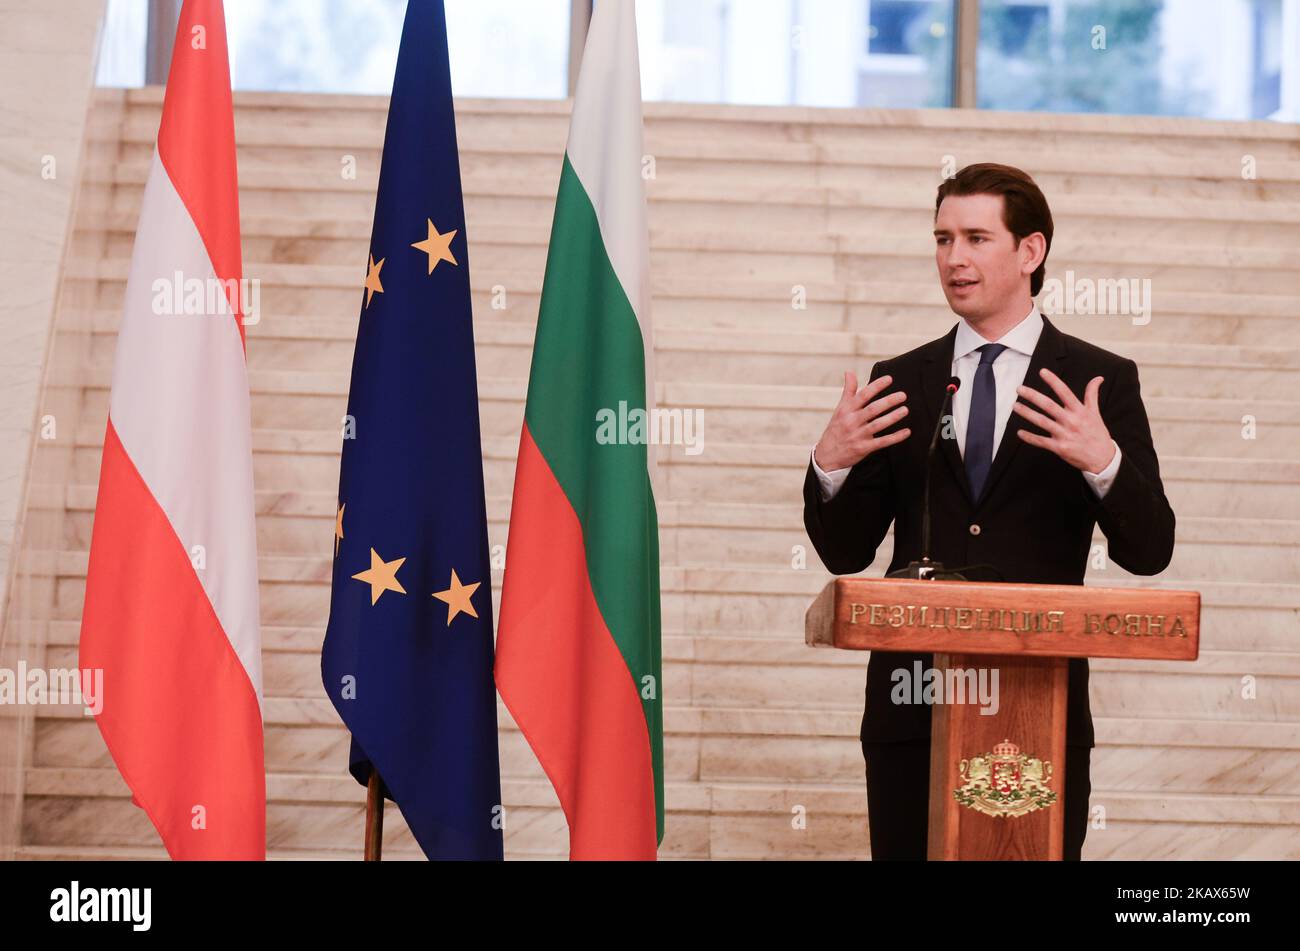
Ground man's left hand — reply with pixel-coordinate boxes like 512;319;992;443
1013;368;1116;474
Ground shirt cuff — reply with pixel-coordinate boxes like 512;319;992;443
1081;440;1121;499
811;447;852;502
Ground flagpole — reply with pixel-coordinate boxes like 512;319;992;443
364;770;384;861
567;0;593;96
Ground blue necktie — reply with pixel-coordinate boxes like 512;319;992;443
964;343;1008;501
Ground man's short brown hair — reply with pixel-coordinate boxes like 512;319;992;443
935;163;1054;296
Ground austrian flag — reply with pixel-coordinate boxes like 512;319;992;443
78;0;265;859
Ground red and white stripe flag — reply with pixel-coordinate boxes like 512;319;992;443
79;0;264;859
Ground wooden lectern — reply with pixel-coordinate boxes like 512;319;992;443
806;577;1200;860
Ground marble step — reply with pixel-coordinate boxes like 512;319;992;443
35;452;1294;527
90;204;1300;259
59;407;1300;482
18;764;803;859
41;614;1300;678
27;433;1300;527
28;703;783;785
52;435;1300;532
42;545;1286;601
26;463;1296;582
31;621;1300;724
67;261;1296;341
41;433;1300;531
36;489;1299;581
66;263;1300;346
102;137;1300;205
76;212;1300;290
34;443;1300;580
64;344;1300;417
20;766;1300;860
31;416;1300;530
97;163;1300;249
31;681;1300;795
65;308;1300;391
59;359;1300;458
97;87;1300;162
29;689;1300;792
64;318;1300;402
18;769;589;859
76;152;1300;250
13;844;428;861
92;98;1300;200
645;449;1299;518
37;552;1300;652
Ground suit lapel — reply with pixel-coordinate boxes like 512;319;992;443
977;314;1069;506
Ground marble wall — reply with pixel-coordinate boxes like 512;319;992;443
0;0;106;861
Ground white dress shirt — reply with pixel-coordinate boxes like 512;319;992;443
812;304;1121;501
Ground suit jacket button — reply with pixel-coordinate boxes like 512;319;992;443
969;523;981;536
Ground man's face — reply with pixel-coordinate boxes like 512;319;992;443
933;192;1037;321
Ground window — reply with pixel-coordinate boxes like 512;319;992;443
978;0;1293;121
95;0;570;99
868;0;944;55
639;0;956;108
94;0;1297;121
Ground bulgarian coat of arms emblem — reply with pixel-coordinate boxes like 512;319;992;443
953;738;1057;818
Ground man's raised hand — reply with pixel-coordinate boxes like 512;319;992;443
813;371;911;472
1013;368;1115;474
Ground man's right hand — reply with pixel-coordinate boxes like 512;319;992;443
813;371;911;472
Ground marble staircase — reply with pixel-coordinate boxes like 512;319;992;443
13;90;1300;859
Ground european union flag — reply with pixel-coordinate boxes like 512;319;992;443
321;0;503;861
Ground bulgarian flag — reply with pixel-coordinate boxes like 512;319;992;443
79;0;265;859
495;0;664;859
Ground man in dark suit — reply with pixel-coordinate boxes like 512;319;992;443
803;163;1175;860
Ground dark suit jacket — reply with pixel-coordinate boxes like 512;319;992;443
802;316;1176;749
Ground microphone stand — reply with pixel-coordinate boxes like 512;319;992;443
888;377;968;581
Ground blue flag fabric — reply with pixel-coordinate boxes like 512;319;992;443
321;0;503;861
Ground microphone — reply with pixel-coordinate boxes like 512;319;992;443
887;375;964;581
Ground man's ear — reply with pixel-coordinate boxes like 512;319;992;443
1019;231;1047;277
